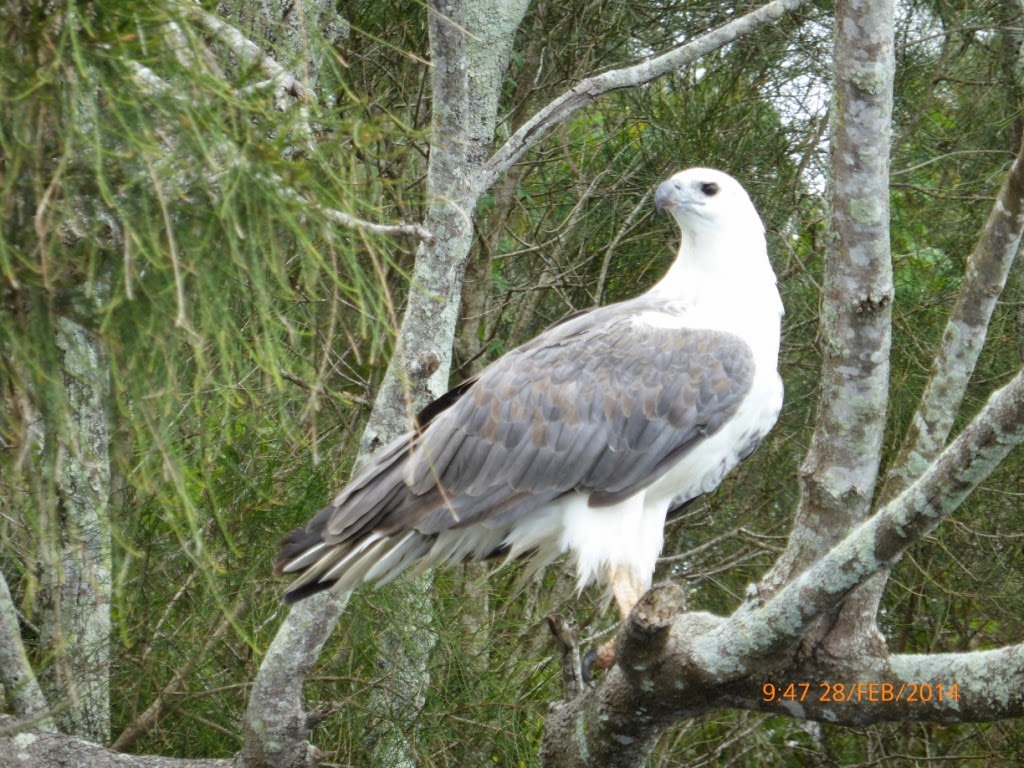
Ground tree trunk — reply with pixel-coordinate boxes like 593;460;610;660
242;2;529;766
359;3;530;765
38;313;113;744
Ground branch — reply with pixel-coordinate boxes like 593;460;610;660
763;0;896;594
743;644;1024;725
0;570;54;731
0;716;232;768
242;591;349;768
312;198;436;242
183;1;310;108
702;370;1024;676
476;0;812;194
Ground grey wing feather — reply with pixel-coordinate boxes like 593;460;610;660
407;306;754;525
276;300;755;596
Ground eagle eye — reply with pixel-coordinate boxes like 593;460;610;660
701;182;720;197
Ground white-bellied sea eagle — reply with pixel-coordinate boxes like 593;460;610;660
276;168;783;665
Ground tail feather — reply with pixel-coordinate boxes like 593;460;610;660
279;519;519;602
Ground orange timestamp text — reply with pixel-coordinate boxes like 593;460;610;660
762;682;959;704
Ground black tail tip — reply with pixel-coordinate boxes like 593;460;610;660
282;578;337;605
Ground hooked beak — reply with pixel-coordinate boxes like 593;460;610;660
654;178;689;213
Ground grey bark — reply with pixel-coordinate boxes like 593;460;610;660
844;126;1024;638
0;570;54;731
213;0;348;94
242;591;349;768
881;73;1024;504
360;3;530;765
757;0;896;676
38;314;113;744
764;0;895;592
0;715;232;768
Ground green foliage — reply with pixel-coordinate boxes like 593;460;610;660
2;0;1023;765
1;0;400;754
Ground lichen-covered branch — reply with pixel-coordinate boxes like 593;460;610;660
763;0;895;594
242;591;349;768
709;371;1024;673
359;4;532;765
244;2;528;766
0;570;54;731
739;644;1024;725
38;315;113;743
0;716;232;768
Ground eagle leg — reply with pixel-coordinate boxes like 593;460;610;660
586;564;649;677
610;563;646;621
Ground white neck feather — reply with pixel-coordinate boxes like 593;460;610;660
644;215;783;356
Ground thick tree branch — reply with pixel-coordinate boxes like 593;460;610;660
245;3;528;766
849;125;1024;644
0;570;54;731
242;591;349;768
476;0;812;194
764;0;896;593
0;716;232;768
741;644;1024;725
706;369;1024;675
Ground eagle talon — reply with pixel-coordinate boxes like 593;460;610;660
581;639;618;684
581;648;600;684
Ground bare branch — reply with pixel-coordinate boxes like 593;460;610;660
743;644;1024;725
763;0;895;592
183;1;311;108
0;570;54;731
0;715;232;768
476;0;812;194
242;592;349;768
706;370;1024;676
312;199;436;242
